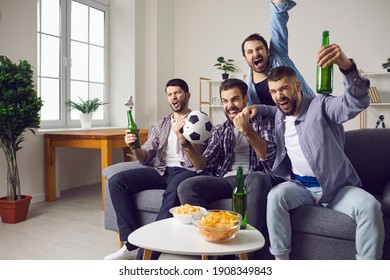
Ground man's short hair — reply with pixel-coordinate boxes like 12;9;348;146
241;33;269;57
219;78;248;97
165;78;189;93
268;66;297;82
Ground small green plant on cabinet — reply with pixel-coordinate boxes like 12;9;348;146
214;56;236;74
65;97;108;114
382;58;390;72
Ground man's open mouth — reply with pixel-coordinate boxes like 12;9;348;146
254;57;264;68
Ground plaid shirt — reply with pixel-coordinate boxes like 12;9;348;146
203;115;278;182
140;113;206;175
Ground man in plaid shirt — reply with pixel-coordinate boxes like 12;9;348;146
176;78;280;259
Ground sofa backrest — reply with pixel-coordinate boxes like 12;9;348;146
344;128;390;196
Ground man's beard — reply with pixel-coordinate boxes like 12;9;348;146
252;57;269;74
277;90;298;116
171;99;187;113
223;105;241;124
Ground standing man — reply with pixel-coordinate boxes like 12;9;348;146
242;0;314;105
247;44;385;259
177;78;281;259
104;78;206;260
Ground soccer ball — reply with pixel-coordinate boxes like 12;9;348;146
182;110;214;144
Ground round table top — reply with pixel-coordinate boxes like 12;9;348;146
128;218;265;256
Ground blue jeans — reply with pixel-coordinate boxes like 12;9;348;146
267;182;385;259
108;166;198;260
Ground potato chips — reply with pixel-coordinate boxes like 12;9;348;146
195;210;241;242
198;211;239;228
172;204;203;215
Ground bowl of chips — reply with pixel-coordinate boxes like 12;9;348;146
192;210;242;242
169;204;206;224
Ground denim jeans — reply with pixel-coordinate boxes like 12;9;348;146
267;182;385;259
108;166;198;260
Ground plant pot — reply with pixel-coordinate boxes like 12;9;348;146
222;73;229;80
0;195;32;224
80;113;93;129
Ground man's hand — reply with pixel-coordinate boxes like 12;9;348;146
272;0;286;4
124;129;138;148
172;114;189;144
242;105;257;119
317;43;352;71
233;110;252;135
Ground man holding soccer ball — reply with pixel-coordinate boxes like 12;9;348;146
177;78;280;259
105;78;207;260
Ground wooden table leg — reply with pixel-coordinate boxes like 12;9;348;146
238;253;248;260
44;136;57;202
100;139;113;209
143;249;152;260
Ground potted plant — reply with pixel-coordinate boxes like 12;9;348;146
382;58;390;72
214;56;236;80
0;55;43;224
65;97;108;129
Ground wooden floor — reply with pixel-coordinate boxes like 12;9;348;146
0;184;195;260
0;184;117;260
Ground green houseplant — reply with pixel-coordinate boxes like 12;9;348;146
382;57;390;72
214;56;236;79
0;56;43;223
65;97;108;129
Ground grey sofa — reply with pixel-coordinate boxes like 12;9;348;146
103;128;390;259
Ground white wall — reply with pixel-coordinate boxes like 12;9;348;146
1;0;390;202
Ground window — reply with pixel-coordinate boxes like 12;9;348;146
37;0;109;128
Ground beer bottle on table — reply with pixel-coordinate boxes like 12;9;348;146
127;108;141;149
316;30;333;95
232;166;247;229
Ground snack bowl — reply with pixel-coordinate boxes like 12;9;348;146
192;210;242;242
169;204;206;224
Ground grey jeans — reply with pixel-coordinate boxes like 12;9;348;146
267;182;385;259
177;171;273;259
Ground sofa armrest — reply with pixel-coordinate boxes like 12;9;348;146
381;181;390;216
102;161;152;180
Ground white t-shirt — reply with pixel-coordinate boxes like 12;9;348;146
162;118;184;167
284;115;315;177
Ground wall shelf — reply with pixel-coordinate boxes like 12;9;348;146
199;77;225;124
359;72;390;128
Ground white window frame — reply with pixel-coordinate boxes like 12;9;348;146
37;0;110;128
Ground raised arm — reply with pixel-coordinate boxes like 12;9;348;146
318;44;370;123
269;0;296;57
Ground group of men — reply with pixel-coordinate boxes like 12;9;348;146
104;0;385;261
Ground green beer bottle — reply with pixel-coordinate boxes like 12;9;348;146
232;166;247;229
127;108;141;149
316;30;333;94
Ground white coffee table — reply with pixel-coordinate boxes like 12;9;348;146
128;218;265;260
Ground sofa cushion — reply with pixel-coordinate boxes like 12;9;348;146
345;129;390;196
290;206;356;240
135;189;164;213
103;161;153;180
382;181;390;216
